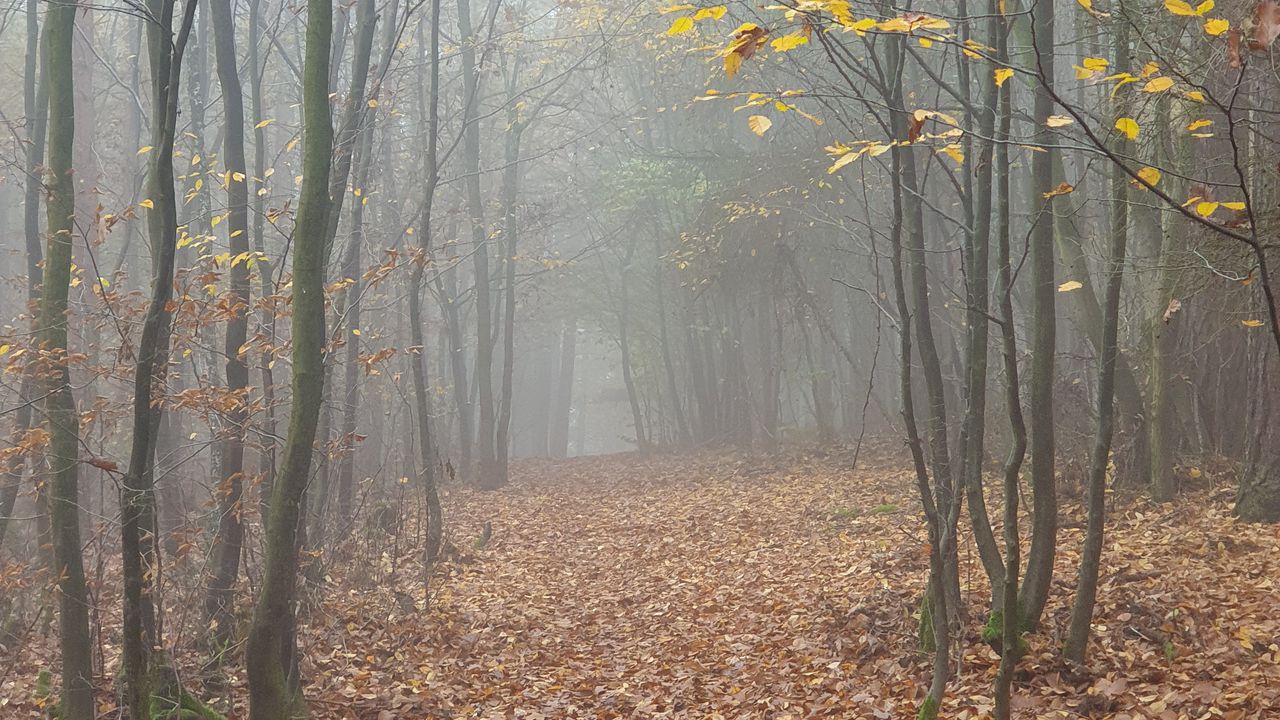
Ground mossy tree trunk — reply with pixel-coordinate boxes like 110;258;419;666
244;0;333;713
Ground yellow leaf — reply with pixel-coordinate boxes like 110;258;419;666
1058;280;1084;292
1143;76;1174;93
139;198;154;209
1136;166;1161;187
1204;17;1229;35
1046;115;1074;128
137;145;154;155
1196;0;1214;14
1242;319;1265;328
1221;201;1246;211
255;118;274;129
1186;119;1213;131
658;3;693;13
994;67;1013;87
693;5;726;20
367;98;379;108
770;34;808;52
352;328;362;336
1082;57;1109;71
747;115;772;136
937;144;964;165
724;51;742;79
0;344;9;356
1077;0;1109;16
1185;90;1206;102
1115;117;1140;140
666;15;694;35
1189;466;1203;478
827;152;859;174
1196;201;1219;217
1165;0;1195;15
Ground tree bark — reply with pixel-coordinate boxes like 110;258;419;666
245;0;333;712
40;0;94;714
205;0;253;664
1019;0;1059;631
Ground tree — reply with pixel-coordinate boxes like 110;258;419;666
244;0;333;713
205;0;253;667
38;0;93;714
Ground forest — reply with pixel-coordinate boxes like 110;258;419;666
2;0;1280;716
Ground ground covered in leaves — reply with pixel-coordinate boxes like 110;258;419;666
5;446;1280;718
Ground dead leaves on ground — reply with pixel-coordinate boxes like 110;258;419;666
4;447;1280;718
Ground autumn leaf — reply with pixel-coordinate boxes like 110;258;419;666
139;198;155;209
1204;17;1229;35
1136;166;1161;188
1163;297;1183;322
666;16;694;35
1241;319;1265;328
1077;0;1110;17
137;145;154;155
770;33;808;51
1115;117;1140;139
1196;200;1219;217
994;67;1013;87
1043;181;1074;199
1186;119;1213;131
747;115;772;136
1058;280;1084;292
1250;0;1280;50
1046;115;1074;128
692;5;726;20
255;118;275;129
1143;76;1174;93
1165;0;1213;15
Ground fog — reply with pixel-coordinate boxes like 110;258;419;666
2;0;1279;717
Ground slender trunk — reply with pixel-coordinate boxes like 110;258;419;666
122;0;198;714
494;85;525;484
1149;94;1179;502
1019;0;1059;631
960;0;1003;608
992;24;1025;713
1065;4;1130;660
548;319;576;458
205;0;253;664
1;0;48;557
248;0;278;528
244;0;333;712
408;0;444;583
41;0;93;714
618;243;648;450
457;0;498;487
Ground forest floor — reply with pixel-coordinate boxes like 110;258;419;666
4;444;1280;719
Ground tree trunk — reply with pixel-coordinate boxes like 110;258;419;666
244;0;333;712
457;0;499;487
205;0;253;666
548;320;576;458
41;0;94;714
1019;0;1059;631
1065;6;1130;659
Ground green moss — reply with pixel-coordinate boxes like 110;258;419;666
829;507;860;520
917;694;940;720
918;593;936;653
870;503;898;514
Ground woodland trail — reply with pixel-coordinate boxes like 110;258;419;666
295;447;1280;719
5;447;1280;718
